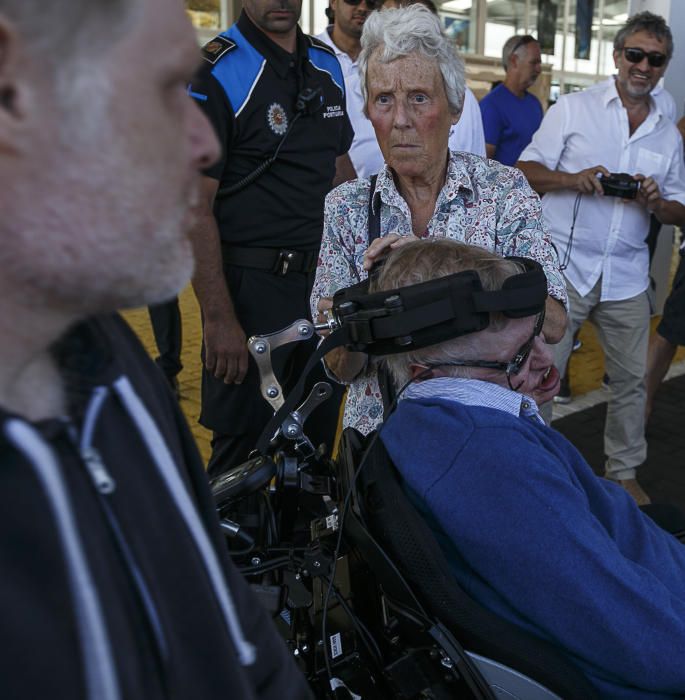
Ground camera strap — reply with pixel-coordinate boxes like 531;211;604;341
366;173;397;418
559;192;583;272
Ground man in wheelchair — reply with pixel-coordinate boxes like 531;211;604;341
371;238;685;699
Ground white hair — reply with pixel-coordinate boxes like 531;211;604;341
358;4;465;115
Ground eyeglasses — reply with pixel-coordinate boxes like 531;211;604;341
421;309;546;391
342;0;381;8
622;47;667;68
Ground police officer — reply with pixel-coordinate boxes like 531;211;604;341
189;0;355;475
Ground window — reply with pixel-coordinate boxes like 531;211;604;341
186;0;222;31
441;0;478;54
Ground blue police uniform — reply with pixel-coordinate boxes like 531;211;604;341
189;12;353;474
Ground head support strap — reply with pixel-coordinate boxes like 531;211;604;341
330;256;548;355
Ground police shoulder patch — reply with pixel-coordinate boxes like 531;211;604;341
201;36;237;65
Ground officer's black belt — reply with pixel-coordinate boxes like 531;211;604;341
221;244;318;276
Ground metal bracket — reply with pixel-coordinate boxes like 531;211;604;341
248;319;315;410
280;382;333;442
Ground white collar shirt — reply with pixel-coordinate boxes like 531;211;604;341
402;377;545;424
448;87;486;157
520;80;685;301
317;28;383;179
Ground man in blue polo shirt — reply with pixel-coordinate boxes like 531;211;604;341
479;35;543;166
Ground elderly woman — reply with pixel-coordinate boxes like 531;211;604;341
311;5;567;435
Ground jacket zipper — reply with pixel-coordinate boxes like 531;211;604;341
78;387;172;698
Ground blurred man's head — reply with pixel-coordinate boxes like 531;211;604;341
243;0;303;37
330;0;378;43
373;240;559;403
501;34;542;95
0;0;219;318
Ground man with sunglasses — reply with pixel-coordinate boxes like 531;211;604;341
518;12;685;505
479;34;543;165
378;239;685;698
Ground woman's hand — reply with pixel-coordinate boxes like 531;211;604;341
363;233;419;271
315;297;334;337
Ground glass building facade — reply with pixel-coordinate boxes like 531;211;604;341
186;0;630;100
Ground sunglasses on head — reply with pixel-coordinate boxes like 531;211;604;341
509;35;538;57
622;46;667;68
342;0;381;8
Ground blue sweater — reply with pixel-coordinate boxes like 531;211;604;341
382;397;685;699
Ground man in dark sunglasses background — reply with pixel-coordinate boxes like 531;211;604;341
377;239;685;699
518;11;685;506
317;0;379;178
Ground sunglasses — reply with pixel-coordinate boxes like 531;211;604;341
421;308;546;391
509;35;538;57
622;46;667;68
342;0;381;8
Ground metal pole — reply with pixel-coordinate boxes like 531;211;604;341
596;0;605;79
559;0;571;93
476;0;486;55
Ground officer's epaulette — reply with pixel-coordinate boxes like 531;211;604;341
201;35;237;65
307;35;337;58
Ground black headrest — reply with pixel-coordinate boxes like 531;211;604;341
331;256;548;355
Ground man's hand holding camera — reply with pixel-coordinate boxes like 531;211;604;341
629;172;684;225
566;168;679;223
634;173;664;212
566;165;610;194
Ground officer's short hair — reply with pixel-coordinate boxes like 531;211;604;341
359;4;465;116
614;11;673;61
0;0;137;76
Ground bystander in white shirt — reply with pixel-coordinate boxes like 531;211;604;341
317;26;485;178
520;79;685;302
587;76;677;122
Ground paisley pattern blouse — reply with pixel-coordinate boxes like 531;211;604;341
311;151;566;435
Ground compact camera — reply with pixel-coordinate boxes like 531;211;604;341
599;172;639;199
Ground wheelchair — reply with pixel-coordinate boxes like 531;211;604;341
211;261;685;698
210;261;605;699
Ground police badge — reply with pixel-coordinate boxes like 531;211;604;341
267;103;288;136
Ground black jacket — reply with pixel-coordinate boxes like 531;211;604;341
0;315;313;700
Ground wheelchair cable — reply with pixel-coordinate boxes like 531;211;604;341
320;574;383;666
320;374;495;699
321;375;416;688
